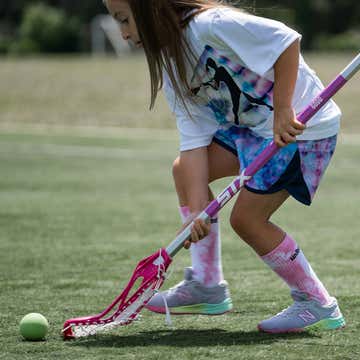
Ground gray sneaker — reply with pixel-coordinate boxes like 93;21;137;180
146;267;233;315
258;290;346;333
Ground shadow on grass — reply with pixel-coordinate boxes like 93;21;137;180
66;328;319;348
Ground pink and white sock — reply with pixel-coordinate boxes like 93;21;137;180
261;234;332;305
179;206;223;287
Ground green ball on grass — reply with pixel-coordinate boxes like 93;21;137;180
19;313;49;341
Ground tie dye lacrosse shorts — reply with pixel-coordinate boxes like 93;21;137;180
213;125;337;205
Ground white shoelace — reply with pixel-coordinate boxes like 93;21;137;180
160;292;173;326
154;252;174;327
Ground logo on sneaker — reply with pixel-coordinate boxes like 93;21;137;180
290;248;300;261
298;310;316;323
331;307;340;318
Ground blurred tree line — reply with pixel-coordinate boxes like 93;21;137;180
0;0;359;54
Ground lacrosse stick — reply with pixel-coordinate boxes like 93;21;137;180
62;53;359;340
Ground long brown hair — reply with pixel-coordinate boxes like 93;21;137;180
128;0;231;110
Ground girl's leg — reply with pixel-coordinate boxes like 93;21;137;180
230;188;331;302
230;188;289;256
174;142;239;286
230;188;344;332
146;142;239;315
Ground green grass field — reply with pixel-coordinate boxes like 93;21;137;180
0;54;359;359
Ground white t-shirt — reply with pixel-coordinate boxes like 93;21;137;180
163;7;341;151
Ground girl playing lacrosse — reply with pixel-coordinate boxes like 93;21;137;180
104;0;345;333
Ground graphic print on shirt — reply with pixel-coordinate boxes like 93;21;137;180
190;45;274;127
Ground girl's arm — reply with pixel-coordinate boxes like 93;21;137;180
177;147;211;248
273;39;305;147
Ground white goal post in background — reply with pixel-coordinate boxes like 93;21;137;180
91;15;133;56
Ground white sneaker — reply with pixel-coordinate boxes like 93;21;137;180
258;291;346;333
146;267;232;315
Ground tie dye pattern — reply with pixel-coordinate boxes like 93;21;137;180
297;139;337;202
261;234;332;305
214;126;337;204
179;206;223;286
189;45;274;126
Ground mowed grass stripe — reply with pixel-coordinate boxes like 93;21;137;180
0;130;359;159
0;123;178;141
0;141;174;160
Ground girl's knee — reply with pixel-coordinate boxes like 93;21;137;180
172;156;181;180
172;156;188;204
229;208;246;236
229;207;259;242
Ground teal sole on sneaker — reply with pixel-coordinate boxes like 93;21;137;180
305;315;346;331
147;298;233;315
258;316;346;334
